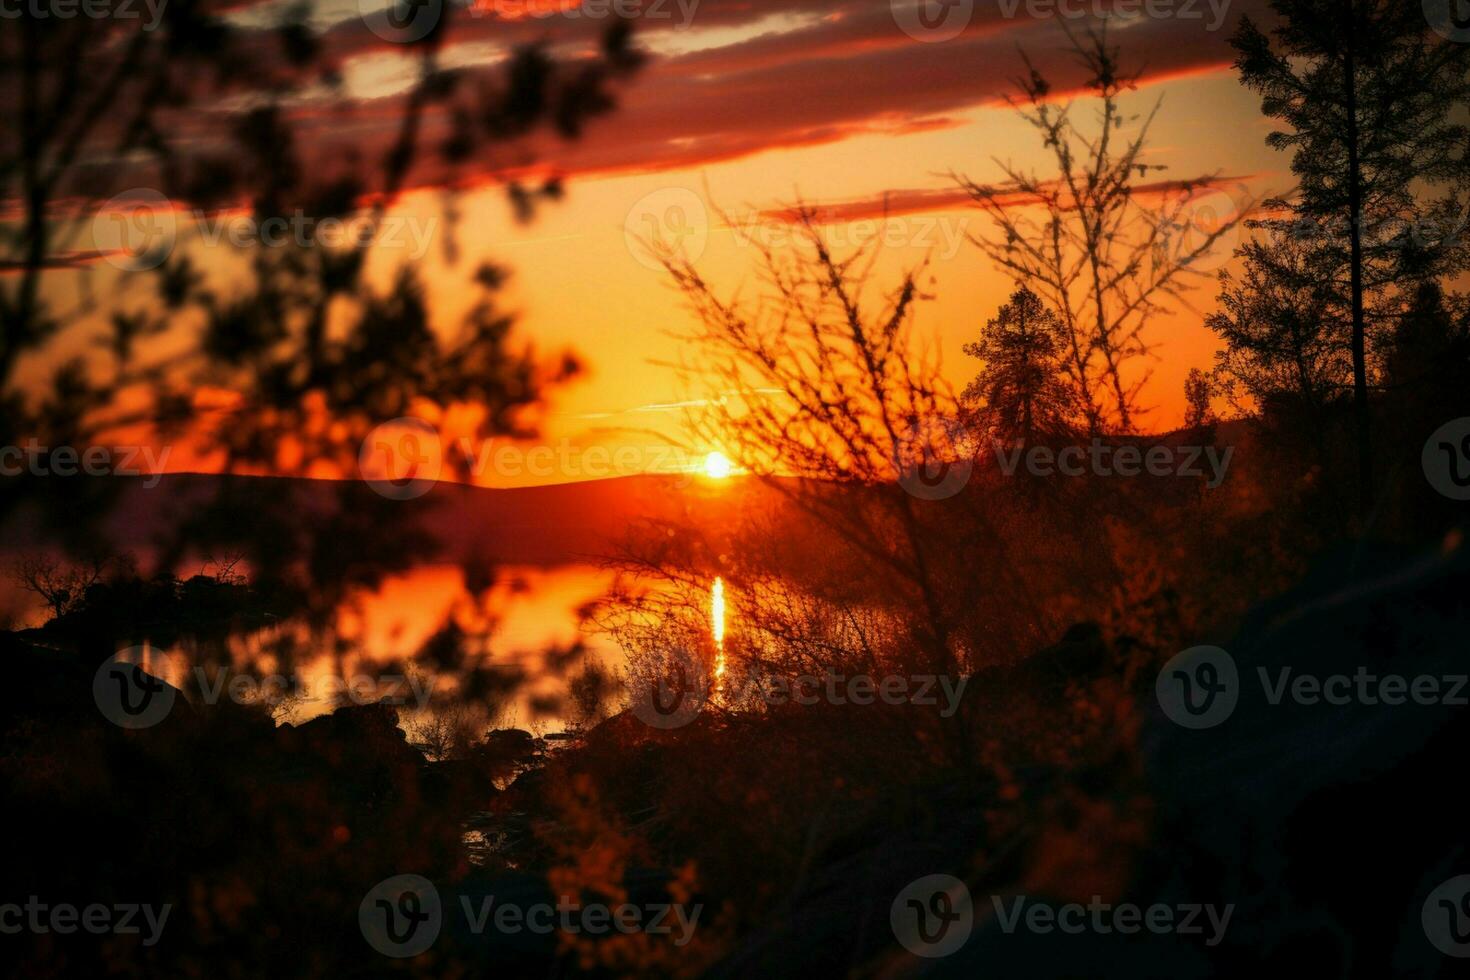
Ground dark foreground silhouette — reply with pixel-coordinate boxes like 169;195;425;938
4;525;1468;977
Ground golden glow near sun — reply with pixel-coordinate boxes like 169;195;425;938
711;576;727;689
704;451;733;479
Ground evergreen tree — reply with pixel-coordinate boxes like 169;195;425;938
1208;233;1351;427
962;286;1075;445
1183;368;1216;433
1230;0;1470;514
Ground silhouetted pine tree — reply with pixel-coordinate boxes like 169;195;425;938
1230;0;1470;515
1208;233;1350;432
1183;369;1216;435
962;286;1076;445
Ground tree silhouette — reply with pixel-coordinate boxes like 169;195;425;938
637;203;1072;765
2;5;642;538
1384;282;1470;397
1208;232;1351;436
9;551;118;619
1230;0;1470;515
962;286;1076;445
2;4;642;698
655;204;972;680
1182;368;1216;434
957;25;1248;435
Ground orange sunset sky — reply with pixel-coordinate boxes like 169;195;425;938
40;0;1292;486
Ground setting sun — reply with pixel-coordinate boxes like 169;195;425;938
704;451;733;480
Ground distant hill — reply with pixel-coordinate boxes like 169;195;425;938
0;420;1258;570
2;471;756;568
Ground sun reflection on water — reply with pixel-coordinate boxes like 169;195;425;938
711;576;726;691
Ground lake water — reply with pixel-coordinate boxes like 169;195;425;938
5;561;632;734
